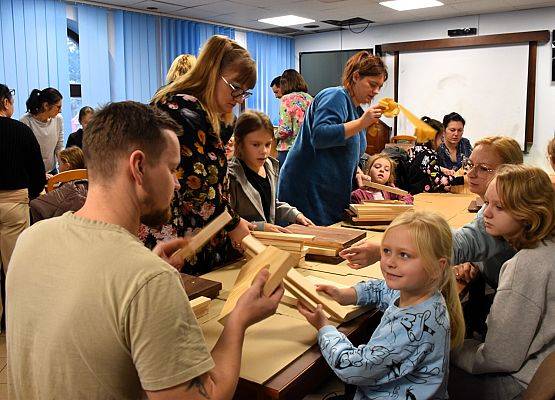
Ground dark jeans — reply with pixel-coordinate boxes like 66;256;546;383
449;365;524;400
277;150;288;167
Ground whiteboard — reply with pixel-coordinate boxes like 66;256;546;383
396;44;529;148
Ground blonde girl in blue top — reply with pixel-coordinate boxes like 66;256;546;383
298;211;465;400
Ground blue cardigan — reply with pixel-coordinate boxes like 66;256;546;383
277;87;366;226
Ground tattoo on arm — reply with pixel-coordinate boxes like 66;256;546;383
188;376;210;399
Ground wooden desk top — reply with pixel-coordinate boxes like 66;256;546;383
200;193;477;399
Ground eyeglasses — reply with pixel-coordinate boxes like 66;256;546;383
221;76;252;100
462;159;496;176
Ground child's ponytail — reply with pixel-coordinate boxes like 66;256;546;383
440;266;465;349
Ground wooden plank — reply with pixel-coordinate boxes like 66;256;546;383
284;269;345;321
242;235;267;256
286;224;367;250
361;181;409;196
190;296;211;318
305;245;338;257
380;30;550;52
218;246;297;323
173;211;232;259
252;231;315;243
180;274;222;300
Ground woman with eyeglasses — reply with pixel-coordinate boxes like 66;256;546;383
145;35;256;274
0;84;46;329
20;87;64;177
278;51;388;226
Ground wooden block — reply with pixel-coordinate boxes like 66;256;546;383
173;211;232;259
190;296;211;318
251;231;315;243
218;246;297;323
180;274;222;300
242;235;267;256
284;268;345;321
305;245;338;257
285;224;366;250
362;181;409;196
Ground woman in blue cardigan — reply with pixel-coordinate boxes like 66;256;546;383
278;51;388;226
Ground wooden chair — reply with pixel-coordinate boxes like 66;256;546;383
391;135;417;144
46;169;87;193
523;351;555;400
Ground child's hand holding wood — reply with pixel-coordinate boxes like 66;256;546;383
315;284;357;306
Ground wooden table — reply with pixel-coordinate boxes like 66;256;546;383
205;193;477;399
233;309;383;400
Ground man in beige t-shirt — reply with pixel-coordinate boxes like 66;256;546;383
7;102;283;400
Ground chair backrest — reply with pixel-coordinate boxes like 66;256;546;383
391;135;417;144
523;351;555;400
46;169;88;193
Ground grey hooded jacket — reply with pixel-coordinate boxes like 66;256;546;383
228;156;300;230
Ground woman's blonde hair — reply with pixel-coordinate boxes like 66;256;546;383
383;211;465;349
342;51;388;96
165;54;197;84
233;110;274;158
59;146;85;170
493;164;555;250
152;35;256;136
365;153;397;185
474;136;523;165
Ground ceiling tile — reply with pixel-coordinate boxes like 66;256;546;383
133;1;186;12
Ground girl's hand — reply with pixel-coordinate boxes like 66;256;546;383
339;241;380;269
297;302;330;330
315;285;357;306
264;223;292;233
296;214;315;226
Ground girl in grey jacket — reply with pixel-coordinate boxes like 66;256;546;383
228;110;313;232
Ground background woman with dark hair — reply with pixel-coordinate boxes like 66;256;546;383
278;51;387;226
405;116;464;194
275;69;313;165
20;87;64;176
437;111;472;172
0;84;45;328
66;106;94;149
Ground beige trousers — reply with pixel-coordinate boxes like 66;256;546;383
0;189;30;274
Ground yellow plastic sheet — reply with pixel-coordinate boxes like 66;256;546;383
378;98;437;143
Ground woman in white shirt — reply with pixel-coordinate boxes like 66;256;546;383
20;87;63;176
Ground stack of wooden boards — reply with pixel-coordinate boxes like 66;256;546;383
219;233;368;324
345;191;414;226
286;224;367;264
250;231;313;266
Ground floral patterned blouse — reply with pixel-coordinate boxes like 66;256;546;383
276;91;313;151
407;144;464;194
139;94;241;275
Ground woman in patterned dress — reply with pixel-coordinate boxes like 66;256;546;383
143;35;256;274
275;69;313;166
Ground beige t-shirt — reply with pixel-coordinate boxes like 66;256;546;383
7;212;214;400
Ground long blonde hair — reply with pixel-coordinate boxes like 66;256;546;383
152;35;256;136
494;164;555;250
165;54;197;84
384;211;465;349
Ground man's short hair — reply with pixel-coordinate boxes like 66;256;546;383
83;101;182;179
270;76;281;87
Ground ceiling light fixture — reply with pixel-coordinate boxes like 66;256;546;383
258;15;315;27
379;0;443;11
